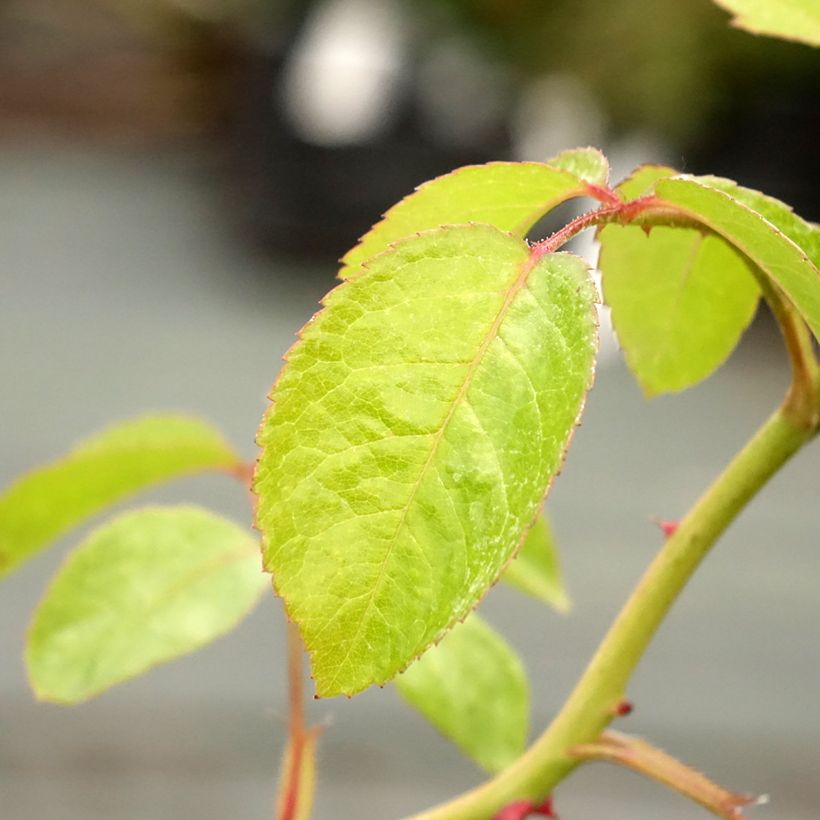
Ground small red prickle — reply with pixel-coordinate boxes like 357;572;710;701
613;699;634;717
657;519;679;538
533;796;558;817
493;796;557;820
493;800;532;820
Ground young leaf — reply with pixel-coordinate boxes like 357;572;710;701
546;147;610;187
502;514;570;612
27;505;266;703
654;177;820;340
339;159;603;278
395;614;529;773
711;0;820;47
255;225;597;697
0;415;242;579
598;224;760;395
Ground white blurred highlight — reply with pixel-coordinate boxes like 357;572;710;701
281;0;407;147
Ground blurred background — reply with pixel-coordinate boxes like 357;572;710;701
1;1;818;818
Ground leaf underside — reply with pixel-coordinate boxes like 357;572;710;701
255;224;597;697
0;415;241;579
599;224;760;395
654;177;820;341
27;505;266;703
598;165;820;395
395;614;529;772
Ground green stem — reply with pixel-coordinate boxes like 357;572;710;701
406;405;815;820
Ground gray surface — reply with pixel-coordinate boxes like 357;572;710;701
1;145;818;819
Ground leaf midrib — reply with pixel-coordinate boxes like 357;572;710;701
327;246;543;690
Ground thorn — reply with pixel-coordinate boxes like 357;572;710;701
612;699;634;717
493;796;557;820
653;518;679;538
493;800;530;820
533;796;558;817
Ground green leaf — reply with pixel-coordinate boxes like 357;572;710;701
654;177;820;340
27;505;266;703
395;614;529;772
502;514;570;612
256;224;597;697
598;223;760;395
546;147;610;187
711;0;820;47
696;176;820;268
0;415;242;579
339;158;602;278
615;165;677;201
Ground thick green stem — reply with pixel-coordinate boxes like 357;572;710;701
406;406;815;820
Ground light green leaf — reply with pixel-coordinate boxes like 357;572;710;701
599;166;761;395
546;147;610;187
599;224;760;395
27;506;266;703
0;415;241;579
711;0;820;47
502;514;570;612
696;176;820;268
256;225;597;697
395;614;528;772
339;158;602;278
615;165;677;201
654;177;820;340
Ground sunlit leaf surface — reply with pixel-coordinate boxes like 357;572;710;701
339;159;599;278
256;225;597;696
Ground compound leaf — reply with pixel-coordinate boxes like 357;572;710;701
395;614;528;772
339;158;604;278
711;0;820;47
502;514;570;612
27;505;266;703
654;177;820;340
256;224;597;697
0;415;242;579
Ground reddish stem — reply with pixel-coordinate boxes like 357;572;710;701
280;622;307;820
585;182;622;207
528;195;666;263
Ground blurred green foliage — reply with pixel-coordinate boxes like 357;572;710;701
411;0;818;141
